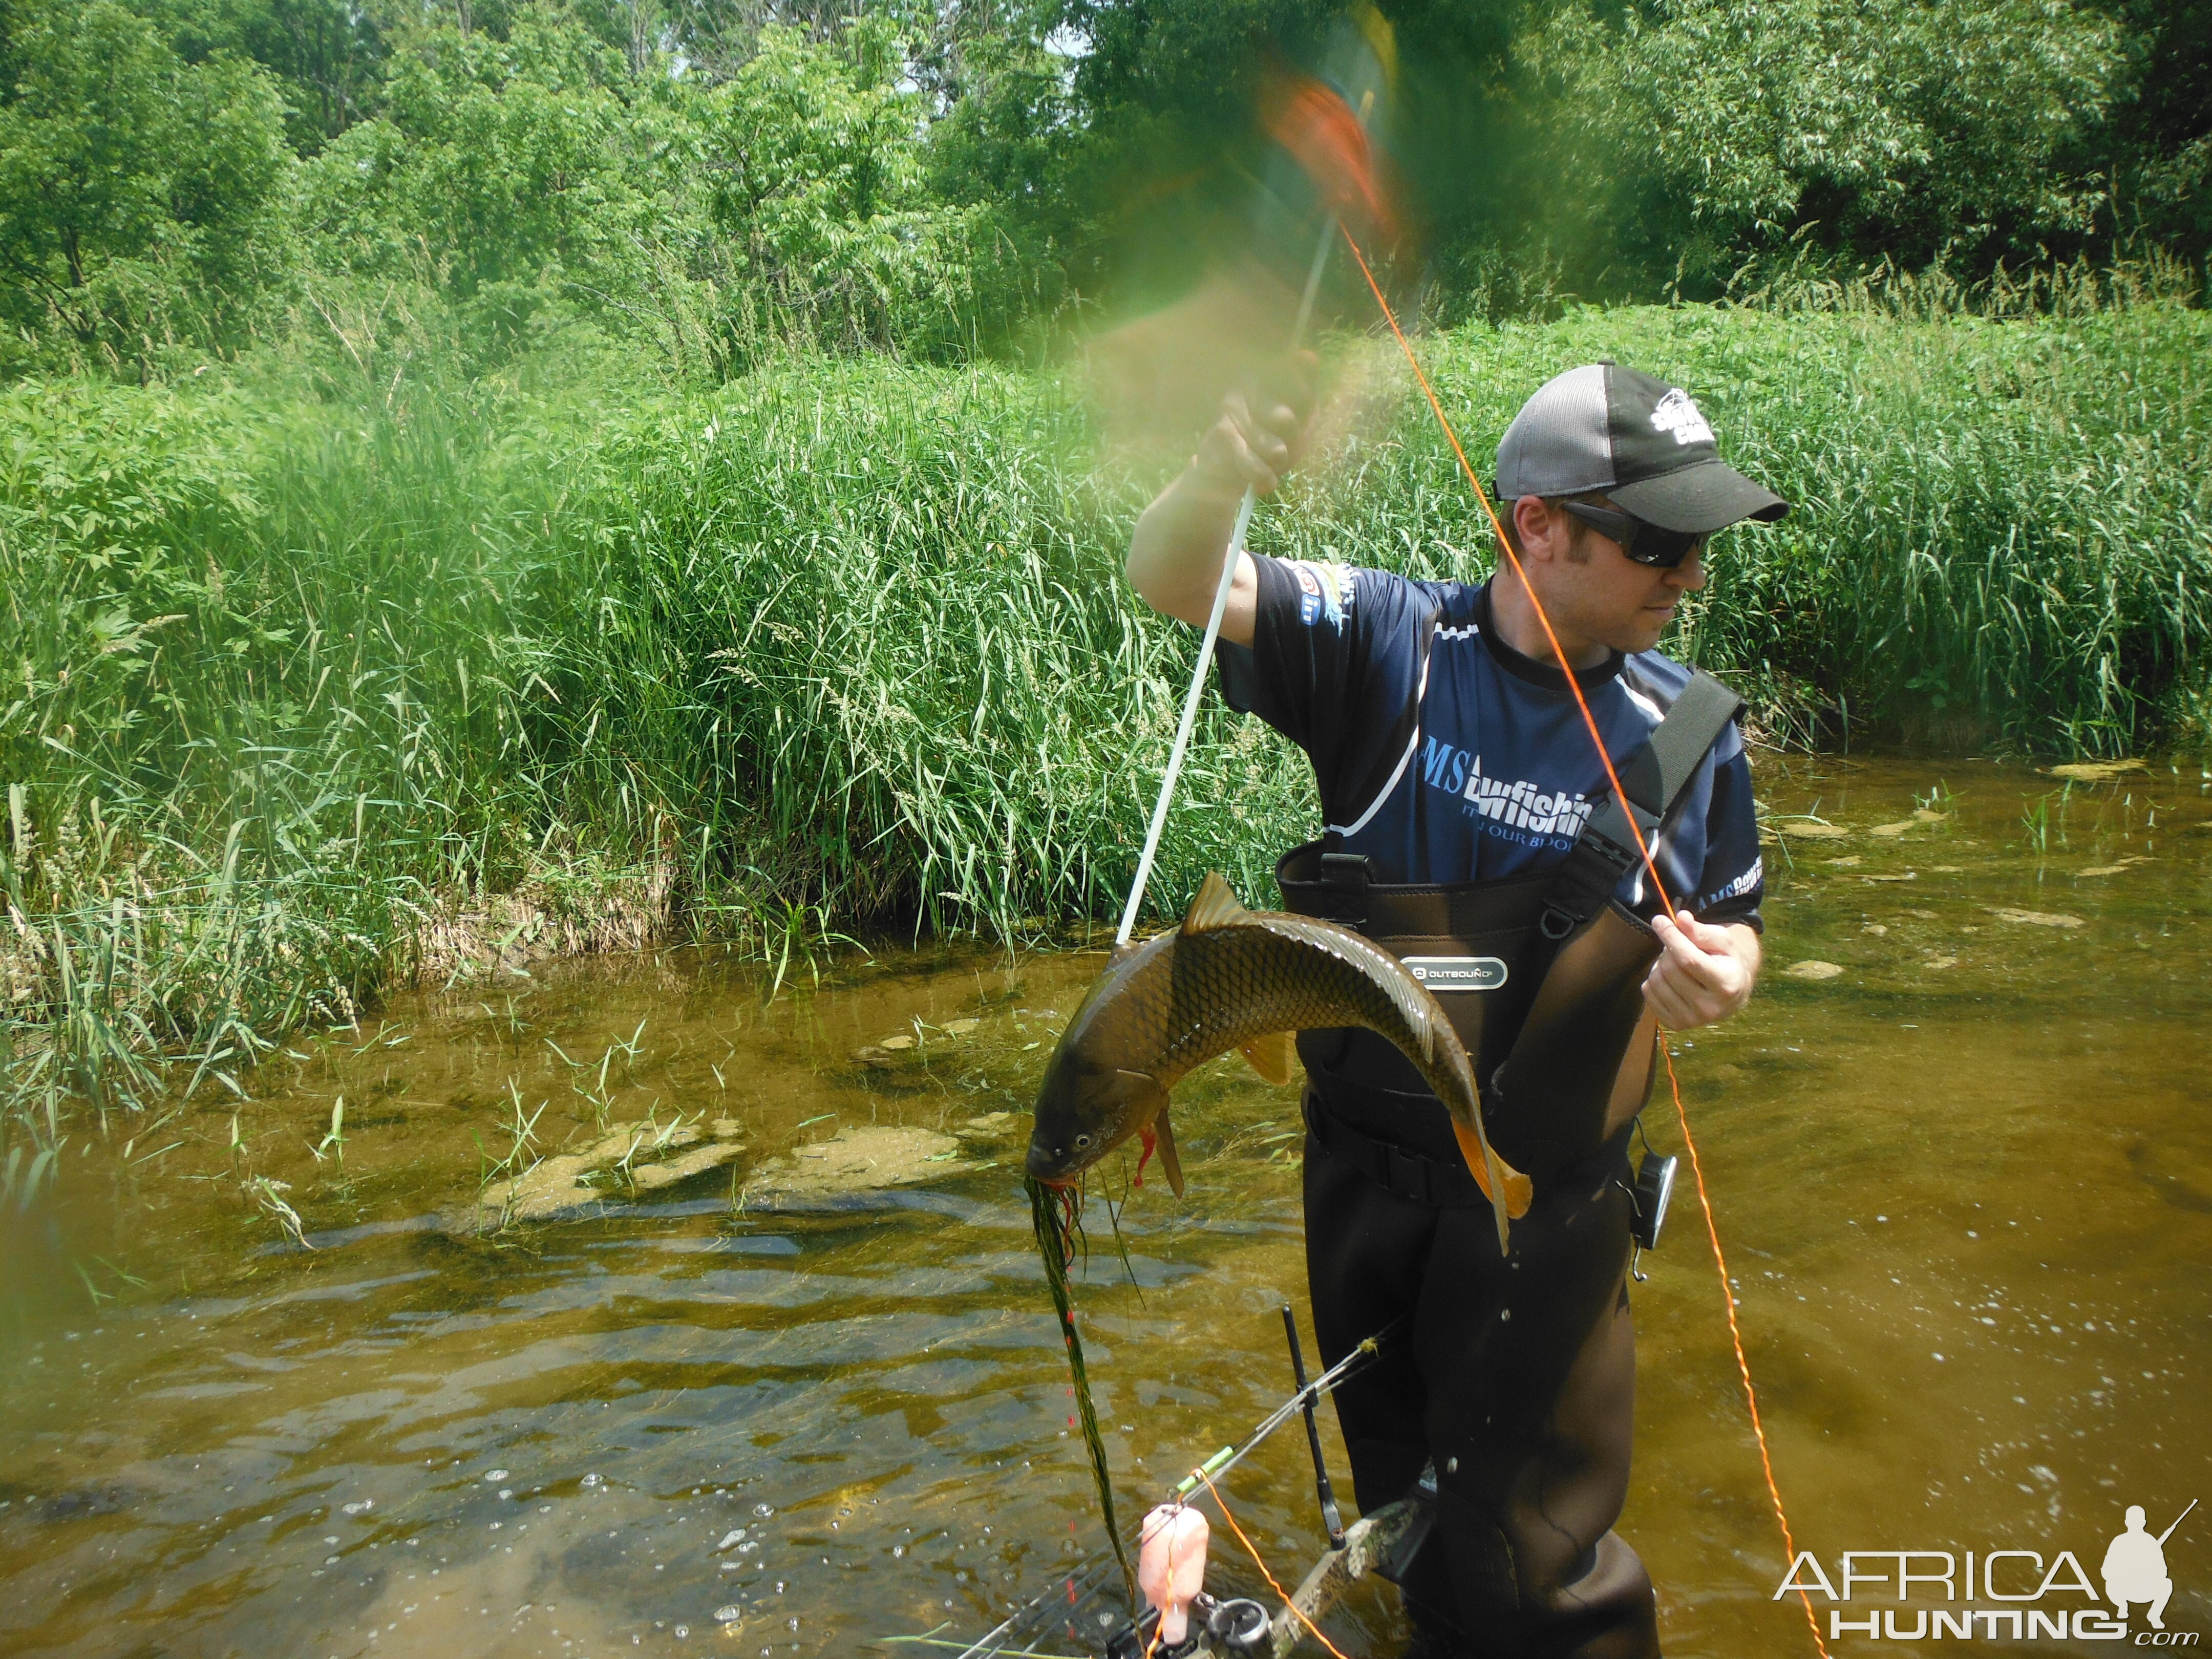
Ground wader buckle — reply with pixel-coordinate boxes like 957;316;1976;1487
1317;850;1371;926
1541;793;1655;939
1303;1092;1482;1209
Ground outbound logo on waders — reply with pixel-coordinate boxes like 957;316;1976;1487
1401;956;1508;991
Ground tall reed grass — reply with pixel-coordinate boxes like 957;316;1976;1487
3;287;2206;1171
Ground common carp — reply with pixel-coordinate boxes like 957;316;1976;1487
1026;873;1532;1250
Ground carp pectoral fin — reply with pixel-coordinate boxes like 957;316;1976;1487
1153;1102;1186;1199
1180;871;1252;934
1115;1071;1170;1188
1239;1031;1296;1088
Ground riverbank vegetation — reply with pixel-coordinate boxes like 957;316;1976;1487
2;0;2209;1164
6;285;2209;1174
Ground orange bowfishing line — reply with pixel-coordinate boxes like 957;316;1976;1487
1337;224;1830;1659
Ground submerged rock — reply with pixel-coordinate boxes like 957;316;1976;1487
459;1118;746;1231
954;1111;1018;1139
1987;906;2085;928
2049;759;2146;783
1783;960;1845;981
740;1125;976;1211
854;1018;984;1066
2077;856;2153;877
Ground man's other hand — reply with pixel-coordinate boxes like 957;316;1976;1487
1643;911;1760;1029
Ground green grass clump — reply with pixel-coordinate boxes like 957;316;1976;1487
1254;286;2212;752
2;290;2207;1172
542;358;1311;934
0;371;662;1185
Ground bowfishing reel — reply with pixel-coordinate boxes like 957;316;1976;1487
1622;1117;1678;1283
1105;1592;1273;1658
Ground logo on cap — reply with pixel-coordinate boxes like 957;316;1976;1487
1650;388;1714;448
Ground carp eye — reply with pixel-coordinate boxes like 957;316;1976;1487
1074;1134;1092;1149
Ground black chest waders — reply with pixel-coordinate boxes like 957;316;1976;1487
1286;666;1743;1659
1283;665;1743;1198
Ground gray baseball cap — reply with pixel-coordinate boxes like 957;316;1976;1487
1495;363;1788;534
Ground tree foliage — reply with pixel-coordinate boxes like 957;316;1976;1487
0;0;290;364
1512;0;2128;293
0;0;2200;377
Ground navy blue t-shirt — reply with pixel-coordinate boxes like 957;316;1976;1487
1219;556;1764;929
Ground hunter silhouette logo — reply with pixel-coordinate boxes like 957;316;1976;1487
2106;1501;2194;1631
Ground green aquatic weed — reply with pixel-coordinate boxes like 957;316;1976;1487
1026;1173;1134;1609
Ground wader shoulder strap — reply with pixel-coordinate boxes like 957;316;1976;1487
1286;602;1444;928
1621;669;1745;821
1543;668;1744;933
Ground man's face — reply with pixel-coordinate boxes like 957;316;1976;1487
1530;498;1709;655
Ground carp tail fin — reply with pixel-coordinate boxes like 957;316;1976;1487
1452;1119;1533;1254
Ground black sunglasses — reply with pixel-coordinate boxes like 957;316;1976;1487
1559;500;1710;569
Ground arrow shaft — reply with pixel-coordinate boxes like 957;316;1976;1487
1113;216;1338;946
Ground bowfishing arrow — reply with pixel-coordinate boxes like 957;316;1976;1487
1116;12;1393;947
1114;185;1344;949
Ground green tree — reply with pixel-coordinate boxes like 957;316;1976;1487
135;0;389;148
300;4;686;355
219;0;388;148
2103;0;2211;258
1045;0;1528;316
0;0;292;368
694;18;987;355
1507;0;2127;294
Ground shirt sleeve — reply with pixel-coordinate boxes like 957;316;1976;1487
1689;737;1764;931
1215;555;1428;823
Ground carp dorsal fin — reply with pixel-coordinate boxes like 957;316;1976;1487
1180;871;1251;935
1240;1031;1296;1087
1154;1102;1186;1199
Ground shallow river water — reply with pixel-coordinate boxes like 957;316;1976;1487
3;756;2209;1658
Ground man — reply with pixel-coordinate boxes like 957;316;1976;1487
2103;1505;2175;1630
1125;360;1785;1657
